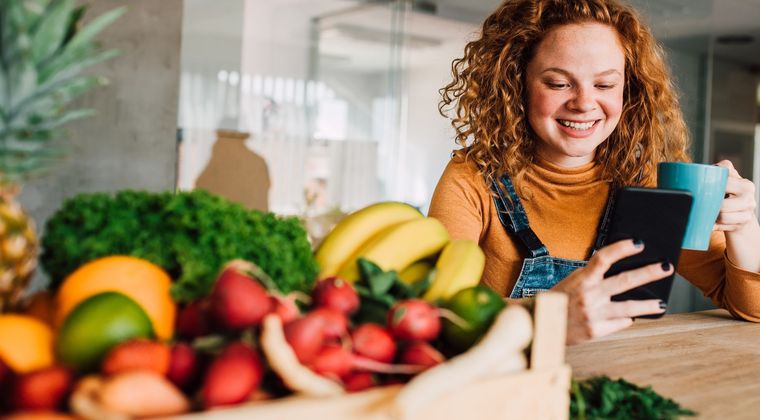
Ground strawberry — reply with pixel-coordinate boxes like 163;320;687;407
201;342;264;408
313;277;359;315
102;339;171;376
166;342;199;391
175;300;211;338
209;266;272;330
10;366;73;411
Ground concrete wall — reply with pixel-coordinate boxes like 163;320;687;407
20;0;183;288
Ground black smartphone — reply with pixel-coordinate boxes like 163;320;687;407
601;187;693;318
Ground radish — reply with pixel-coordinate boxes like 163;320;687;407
388;299;468;342
309;307;349;340
284;315;327;364
351;324;397;363
209;265;272;329
387;299;441;341
269;295;301;323
343;372;377;392
400;341;444;370
175;300;210;338
201;342;264;408
313;276;359;315
309;343;428;382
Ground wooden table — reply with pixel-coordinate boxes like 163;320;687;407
567;310;760;419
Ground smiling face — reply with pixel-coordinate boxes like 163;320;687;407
525;23;626;167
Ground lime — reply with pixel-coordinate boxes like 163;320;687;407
442;286;506;352
56;291;154;371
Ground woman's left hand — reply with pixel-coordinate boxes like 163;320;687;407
715;160;758;234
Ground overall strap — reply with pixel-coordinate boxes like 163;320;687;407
490;174;549;258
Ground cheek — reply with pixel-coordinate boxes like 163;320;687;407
528;89;563;120
601;92;624;122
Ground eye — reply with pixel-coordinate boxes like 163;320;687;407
546;82;570;90
595;83;617;90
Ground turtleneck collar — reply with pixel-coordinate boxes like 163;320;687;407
528;156;604;186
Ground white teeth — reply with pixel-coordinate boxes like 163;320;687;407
559;120;595;130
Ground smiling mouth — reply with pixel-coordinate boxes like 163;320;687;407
557;119;599;130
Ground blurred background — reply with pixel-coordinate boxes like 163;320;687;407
20;0;760;312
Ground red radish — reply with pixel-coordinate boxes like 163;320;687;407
309;307;349;340
387;299;441;341
11;366;74;411
175;300;211;338
284;315;327;364
309;344;353;380
309;343;426;382
351;324;396;363
343;372;377;392
202;342;264;408
167;343;199;391
102;339;171;376
313;276;359;315
269;295;300;323
400;341;444;370
209;265;273;329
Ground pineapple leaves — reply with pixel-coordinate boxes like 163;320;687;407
0;1;123;181
30;0;74;64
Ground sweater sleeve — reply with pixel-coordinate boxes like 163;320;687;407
677;230;760;322
427;159;486;243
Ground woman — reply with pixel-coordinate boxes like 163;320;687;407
428;0;760;344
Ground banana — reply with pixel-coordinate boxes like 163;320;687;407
337;217;450;282
423;240;485;302
398;260;435;284
314;201;422;279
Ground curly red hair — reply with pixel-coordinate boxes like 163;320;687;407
440;0;690;188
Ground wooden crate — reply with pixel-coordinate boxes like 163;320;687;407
176;292;571;420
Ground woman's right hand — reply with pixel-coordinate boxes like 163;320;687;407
551;239;671;345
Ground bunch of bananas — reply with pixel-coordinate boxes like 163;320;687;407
314;202;485;301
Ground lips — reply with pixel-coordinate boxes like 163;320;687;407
555;119;600;138
557;119;598;130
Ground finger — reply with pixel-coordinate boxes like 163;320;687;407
587;317;634;338
725;176;754;197
602;299;664;319
585;239;644;280
601;260;673;297
716;211;754;226
715;160;740;177
714;223;741;232
720;196;756;213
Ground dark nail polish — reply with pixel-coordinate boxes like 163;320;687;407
659;300;668;310
633;238;644;248
661;261;671;271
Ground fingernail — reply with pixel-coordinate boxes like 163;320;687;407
633;238;644;248
661;261;671;271
659;300;668;310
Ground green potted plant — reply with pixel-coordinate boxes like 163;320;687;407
0;0;125;311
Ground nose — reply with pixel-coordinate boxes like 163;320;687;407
566;87;597;113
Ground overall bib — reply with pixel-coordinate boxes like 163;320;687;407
490;173;615;299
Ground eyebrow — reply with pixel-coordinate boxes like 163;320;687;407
542;67;622;77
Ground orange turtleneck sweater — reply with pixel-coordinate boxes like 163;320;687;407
428;156;760;322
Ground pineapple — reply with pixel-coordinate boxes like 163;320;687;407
0;0;124;310
0;186;37;311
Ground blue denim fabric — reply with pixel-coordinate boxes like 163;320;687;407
491;174;606;299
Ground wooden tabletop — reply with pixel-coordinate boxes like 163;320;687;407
566;310;760;419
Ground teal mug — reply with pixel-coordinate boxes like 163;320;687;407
657;162;728;251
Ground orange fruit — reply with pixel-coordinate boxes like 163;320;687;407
55;256;176;340
0;314;54;373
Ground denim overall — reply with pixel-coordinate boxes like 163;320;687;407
490;173;615;298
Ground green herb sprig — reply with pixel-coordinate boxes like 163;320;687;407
571;376;696;420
